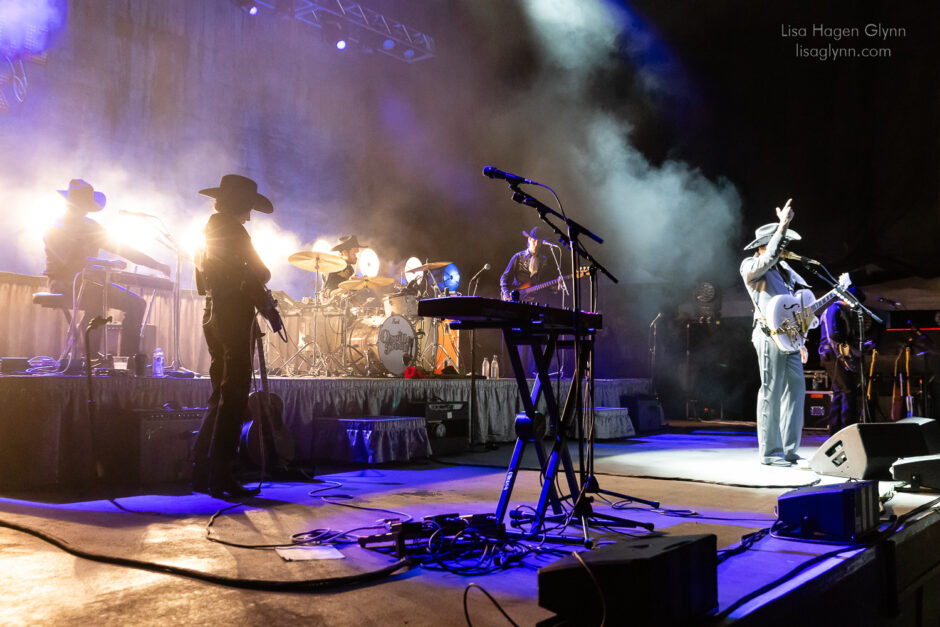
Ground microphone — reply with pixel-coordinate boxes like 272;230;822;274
537;239;561;248
118;209;154;218
482;166;536;186
650;312;662;328
469;263;491;283
780;251;820;265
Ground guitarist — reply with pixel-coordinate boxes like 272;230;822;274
499;225;564;305
500;225;566;378
192;174;274;498
818;287;866;434
740;200;810;467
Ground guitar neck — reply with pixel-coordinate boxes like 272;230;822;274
255;333;269;392
520;268;586;296
809;288;842;317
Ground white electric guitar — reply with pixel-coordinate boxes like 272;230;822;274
765;273;852;353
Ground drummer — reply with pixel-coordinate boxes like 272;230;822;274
323;234;364;294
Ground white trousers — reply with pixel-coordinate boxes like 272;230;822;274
752;327;805;462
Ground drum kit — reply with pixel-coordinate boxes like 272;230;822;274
270;251;460;377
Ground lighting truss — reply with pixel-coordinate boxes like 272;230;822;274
252;0;435;63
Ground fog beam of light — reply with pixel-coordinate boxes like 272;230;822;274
17;190;65;265
357;248;379;278
246;221;302;288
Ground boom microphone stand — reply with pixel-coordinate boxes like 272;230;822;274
505;183;656;541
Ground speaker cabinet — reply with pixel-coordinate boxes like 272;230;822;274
890;454;940;490
809;422;929;479
896;417;940;454
538;534;717;625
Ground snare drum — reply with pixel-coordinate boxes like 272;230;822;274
383;293;418;318
345;314;417;376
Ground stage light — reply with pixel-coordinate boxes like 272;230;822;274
403;256;422;283
248;5;259;16
336;39;347;50
382;39;395;50
321;19;347;52
231;0;259;15
441;264;460;291
21;191;65;251
403;48;415;59
311;239;332;253
179;218;207;262
357;248;379;277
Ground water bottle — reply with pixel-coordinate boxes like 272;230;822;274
481;357;490;379
490;354;499;379
152;347;165;378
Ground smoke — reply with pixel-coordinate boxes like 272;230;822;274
518;0;742;286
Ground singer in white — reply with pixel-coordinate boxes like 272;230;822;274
43;179;171;359
740;200;810;466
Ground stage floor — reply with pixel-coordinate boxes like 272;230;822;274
1;425;938;626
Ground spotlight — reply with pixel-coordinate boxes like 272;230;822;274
441;264;460;291
403;49;415;59
321;20;347;52
403;256;422;283
231;0;259;15
382;39;395;50
357;248;380;277
311;239;332;253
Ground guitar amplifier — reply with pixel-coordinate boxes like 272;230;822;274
425;401;469;456
804;391;833;428
137;408;205;484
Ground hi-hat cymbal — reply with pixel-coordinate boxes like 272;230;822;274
411;261;453;272
338;276;395;291
288;250;346;274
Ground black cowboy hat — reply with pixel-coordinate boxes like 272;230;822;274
198;174;273;214
332;235;367;251
743;223;802;250
522;225;553;242
58;179;106;212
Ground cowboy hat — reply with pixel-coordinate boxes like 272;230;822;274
744;223;802;250
332;235;367;251
522;225;553;242
198;174;273;214
58;179;106;212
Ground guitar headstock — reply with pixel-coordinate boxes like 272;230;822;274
838;272;852;291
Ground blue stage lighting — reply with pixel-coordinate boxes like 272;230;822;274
382;39;395;50
441;264;460;291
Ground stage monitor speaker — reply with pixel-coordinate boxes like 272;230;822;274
623;394;665;433
890;454;940;490
809;422;928;479
777;480;880;541
538;534;717;625
896;417;940;454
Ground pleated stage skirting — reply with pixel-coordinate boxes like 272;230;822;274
0;374;651;488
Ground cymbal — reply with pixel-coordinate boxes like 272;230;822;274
338;276;395;291
411;261;453;272
288;250;346;274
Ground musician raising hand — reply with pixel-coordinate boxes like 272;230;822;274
740;199;811;467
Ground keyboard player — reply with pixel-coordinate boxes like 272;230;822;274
43;179;171;358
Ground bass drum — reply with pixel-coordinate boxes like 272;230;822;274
345;314;417;376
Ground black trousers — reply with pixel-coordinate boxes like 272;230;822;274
821;352;859;432
193;295;256;475
52;278;146;357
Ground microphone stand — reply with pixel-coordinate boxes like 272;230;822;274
127;213;193;375
502;183;655;543
797;260;883;424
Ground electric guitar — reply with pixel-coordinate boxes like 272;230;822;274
517;267;589;300
241;324;295;468
765;272;851;353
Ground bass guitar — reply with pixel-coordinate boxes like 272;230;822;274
241;323;295;469
517;267;589;301
765;272;851;353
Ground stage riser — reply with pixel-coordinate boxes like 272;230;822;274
0;375;650;489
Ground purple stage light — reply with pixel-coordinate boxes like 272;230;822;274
248;5;259;15
336;39;347;51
